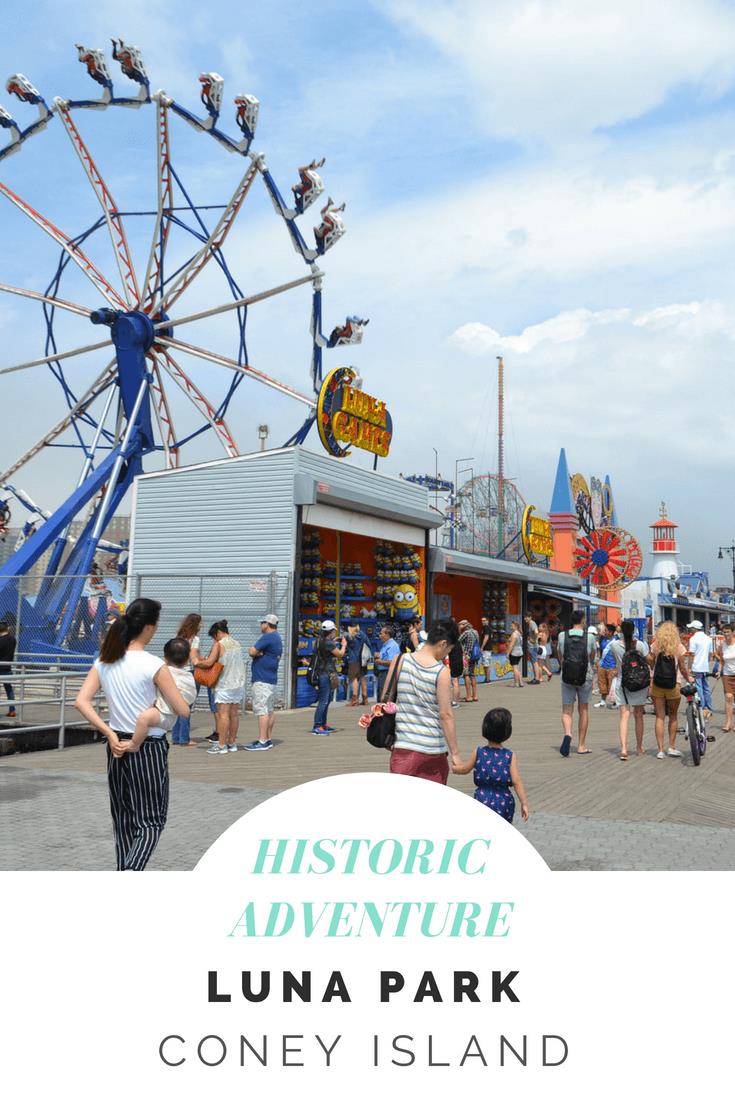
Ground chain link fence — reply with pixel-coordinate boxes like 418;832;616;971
0;570;293;706
130;572;293;706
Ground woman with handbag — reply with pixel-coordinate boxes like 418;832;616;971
312;620;347;735
389;618;462;784
74;598;190;870
196;620;245;755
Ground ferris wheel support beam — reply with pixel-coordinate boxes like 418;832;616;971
0;283;91;318
154;272;318;331
54;101;141;307
0;443;122;608
152;347;239;458
0;182;127;309
141;96;174;306
146;355;178;468
149;159;259;314
156;335;316;408
0;338;114;377
0;361;116;483
44;381;118;578
48;377;150;641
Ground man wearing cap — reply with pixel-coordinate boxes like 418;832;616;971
245;614;283;750
687;620;713;717
374;624;400;700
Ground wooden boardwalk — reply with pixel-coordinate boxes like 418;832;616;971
3;675;734;829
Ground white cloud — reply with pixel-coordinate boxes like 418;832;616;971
383;0;735;141
452;307;630;355
450;299;735;360
633;302;702;327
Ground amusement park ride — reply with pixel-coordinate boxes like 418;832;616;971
0;40;368;658
570;474;643;592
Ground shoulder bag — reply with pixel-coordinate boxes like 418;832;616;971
366;654;405;750
194;646;224;688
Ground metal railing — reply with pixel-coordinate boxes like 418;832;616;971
0;665;102;751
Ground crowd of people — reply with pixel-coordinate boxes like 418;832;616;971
553;613;726;761
36;591;724;872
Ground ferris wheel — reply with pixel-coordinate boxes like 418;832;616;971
0;40;367;654
454;475;527;558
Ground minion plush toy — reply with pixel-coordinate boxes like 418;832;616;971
392;585;421;623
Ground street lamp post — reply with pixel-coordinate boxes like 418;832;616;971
718;541;735;594
432;447;439;545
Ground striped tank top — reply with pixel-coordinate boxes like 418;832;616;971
393;652;446;755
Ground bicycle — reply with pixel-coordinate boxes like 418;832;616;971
680;681;707;766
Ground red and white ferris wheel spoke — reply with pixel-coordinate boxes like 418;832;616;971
0;182;127;310
141;97;174;308
0;282;91;318
146;354;179;468
149;159;259;315
156;335;316;408
54;102;141;307
0;337;114;377
0;360;117;484
154;272;318;331
152;347;239;458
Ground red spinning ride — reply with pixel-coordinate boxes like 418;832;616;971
574;526;643;591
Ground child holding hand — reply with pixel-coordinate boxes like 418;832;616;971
452;706;529;822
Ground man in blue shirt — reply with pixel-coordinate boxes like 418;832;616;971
245;614;283;751
374;624;400;700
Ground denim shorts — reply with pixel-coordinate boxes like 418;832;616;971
561;680;592;706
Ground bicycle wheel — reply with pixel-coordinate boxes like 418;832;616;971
698;707;707;759
687;707;701;766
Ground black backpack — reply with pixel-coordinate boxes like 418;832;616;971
621;647;651;694
653;652;677;690
306;648;321;688
562;633;588;686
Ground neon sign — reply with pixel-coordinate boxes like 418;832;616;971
317;367;393;459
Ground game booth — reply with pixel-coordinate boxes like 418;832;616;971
129;445;441;708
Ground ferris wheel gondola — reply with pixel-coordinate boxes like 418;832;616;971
0;39;367;656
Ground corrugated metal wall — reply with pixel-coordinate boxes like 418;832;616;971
130;449;298;575
295;449;435;518
130;447;436;577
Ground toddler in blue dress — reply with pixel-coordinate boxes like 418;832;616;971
453;707;529;823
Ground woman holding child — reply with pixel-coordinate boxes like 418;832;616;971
75;597;190;871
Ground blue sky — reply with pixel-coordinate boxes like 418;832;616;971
2;0;735;581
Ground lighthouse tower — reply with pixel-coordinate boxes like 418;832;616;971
650;502;679;580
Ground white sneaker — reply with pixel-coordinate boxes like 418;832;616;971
593;701;606;708
227;744;238;752
207;745;227;755
667;748;683;757
656;751;665;759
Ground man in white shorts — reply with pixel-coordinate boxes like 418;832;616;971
245;614;283;751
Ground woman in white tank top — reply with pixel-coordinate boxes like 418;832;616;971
196;619;246;754
74;597;189;871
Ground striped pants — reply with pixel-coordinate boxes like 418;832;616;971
106;736;169;871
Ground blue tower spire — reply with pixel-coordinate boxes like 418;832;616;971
604;475;618;525
550;448;574;516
